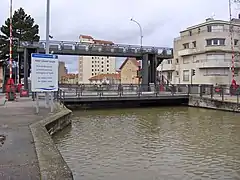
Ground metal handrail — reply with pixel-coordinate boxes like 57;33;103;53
57;84;240;104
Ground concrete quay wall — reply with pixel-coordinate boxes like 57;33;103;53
30;104;74;180
188;95;240;113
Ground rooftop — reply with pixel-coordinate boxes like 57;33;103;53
119;57;141;70
89;73;120;81
79;34;114;45
79;35;94;39
61;73;78;80
181;18;240;33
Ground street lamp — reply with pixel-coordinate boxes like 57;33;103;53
130;18;143;85
46;0;50;54
45;0;50;108
130;18;143;50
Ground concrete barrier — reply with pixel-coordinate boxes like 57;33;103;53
30;105;73;180
189;95;240;113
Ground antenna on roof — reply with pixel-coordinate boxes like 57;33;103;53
211;12;215;19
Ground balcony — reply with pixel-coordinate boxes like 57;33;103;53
204;45;230;52
159;63;175;71
178;48;197;56
196;60;240;69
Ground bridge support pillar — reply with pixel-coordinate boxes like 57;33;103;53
148;54;157;84
141;54;149;90
23;48;29;90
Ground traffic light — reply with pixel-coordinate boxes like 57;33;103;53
192;69;196;76
137;69;142;78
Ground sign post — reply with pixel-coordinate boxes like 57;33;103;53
31;53;58;113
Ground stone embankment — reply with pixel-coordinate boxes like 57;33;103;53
189;95;240;113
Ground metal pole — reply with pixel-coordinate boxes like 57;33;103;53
130;18;143;85
130;18;143;50
9;0;13;80
17;39;20;84
46;0;50;55
45;0;50;108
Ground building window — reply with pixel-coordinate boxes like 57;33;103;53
207;25;212;32
234;69;239;76
207;25;224;32
183;57;190;64
92;73;94;75
183;43;189;49
102;61;104;64
192;55;197;63
107;60;109;63
167;60;172;64
234;39;238;46
92;69;94;72
189;31;192;36
107;64;109;67
92;65;94;67
183;70;189;81
206;38;225;46
92;61;94;63
176;71;179;76
102;69;104;72
102;65;104;68
192;41;196;48
212;25;224;32
107;69;109;71
167;72;172;81
198;28;201;34
92;57;94;59
176;58;179;64
206;54;225;62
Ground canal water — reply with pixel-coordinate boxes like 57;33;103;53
53;107;240;180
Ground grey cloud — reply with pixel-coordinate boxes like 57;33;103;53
0;0;235;53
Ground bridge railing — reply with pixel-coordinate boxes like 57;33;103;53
57;84;199;101
56;84;240;104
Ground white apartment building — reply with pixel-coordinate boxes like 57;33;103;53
78;35;116;83
159;17;240;85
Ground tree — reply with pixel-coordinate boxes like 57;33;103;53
0;7;40;61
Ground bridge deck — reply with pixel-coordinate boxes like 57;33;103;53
17;40;173;58
58;88;189;104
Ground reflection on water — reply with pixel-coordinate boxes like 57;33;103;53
53;107;240;180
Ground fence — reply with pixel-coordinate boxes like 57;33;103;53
57;84;203;100
197;85;240;104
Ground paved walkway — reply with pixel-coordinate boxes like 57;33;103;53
0;97;57;180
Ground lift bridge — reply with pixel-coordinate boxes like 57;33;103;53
17;40;173;89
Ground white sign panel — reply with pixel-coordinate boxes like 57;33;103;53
31;53;58;92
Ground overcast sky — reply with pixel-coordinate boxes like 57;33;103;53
0;0;239;72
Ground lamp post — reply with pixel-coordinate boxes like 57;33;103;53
130;18;143;50
45;0;50;108
46;0;50;54
130;18;143;85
